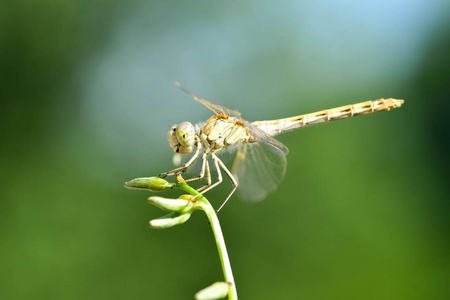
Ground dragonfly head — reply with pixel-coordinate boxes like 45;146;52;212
168;121;196;154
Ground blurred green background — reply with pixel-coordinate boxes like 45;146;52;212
1;0;450;299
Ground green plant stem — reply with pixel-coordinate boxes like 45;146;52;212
200;202;237;299
176;181;238;300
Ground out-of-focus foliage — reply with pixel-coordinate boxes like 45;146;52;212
1;1;449;299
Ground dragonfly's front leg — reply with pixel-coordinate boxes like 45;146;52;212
159;144;200;178
179;153;209;185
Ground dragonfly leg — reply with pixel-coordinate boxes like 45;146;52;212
190;153;238;212
188;152;223;202
159;143;200;178
214;155;238;212
180;153;208;185
196;159;212;192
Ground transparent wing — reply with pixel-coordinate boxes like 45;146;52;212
231;124;289;201
175;82;242;118
246;123;289;155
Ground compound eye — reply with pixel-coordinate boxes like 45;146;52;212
176;122;195;147
168;125;179;150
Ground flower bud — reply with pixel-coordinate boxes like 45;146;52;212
149;213;191;229
124;177;173;192
148;196;192;213
195;282;231;300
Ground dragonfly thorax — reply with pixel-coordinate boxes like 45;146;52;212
200;115;250;154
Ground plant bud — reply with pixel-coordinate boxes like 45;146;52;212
149;213;191;229
195;282;231;300
124;177;173;192
148;196;192;213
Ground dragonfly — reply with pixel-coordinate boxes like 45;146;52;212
161;83;404;211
